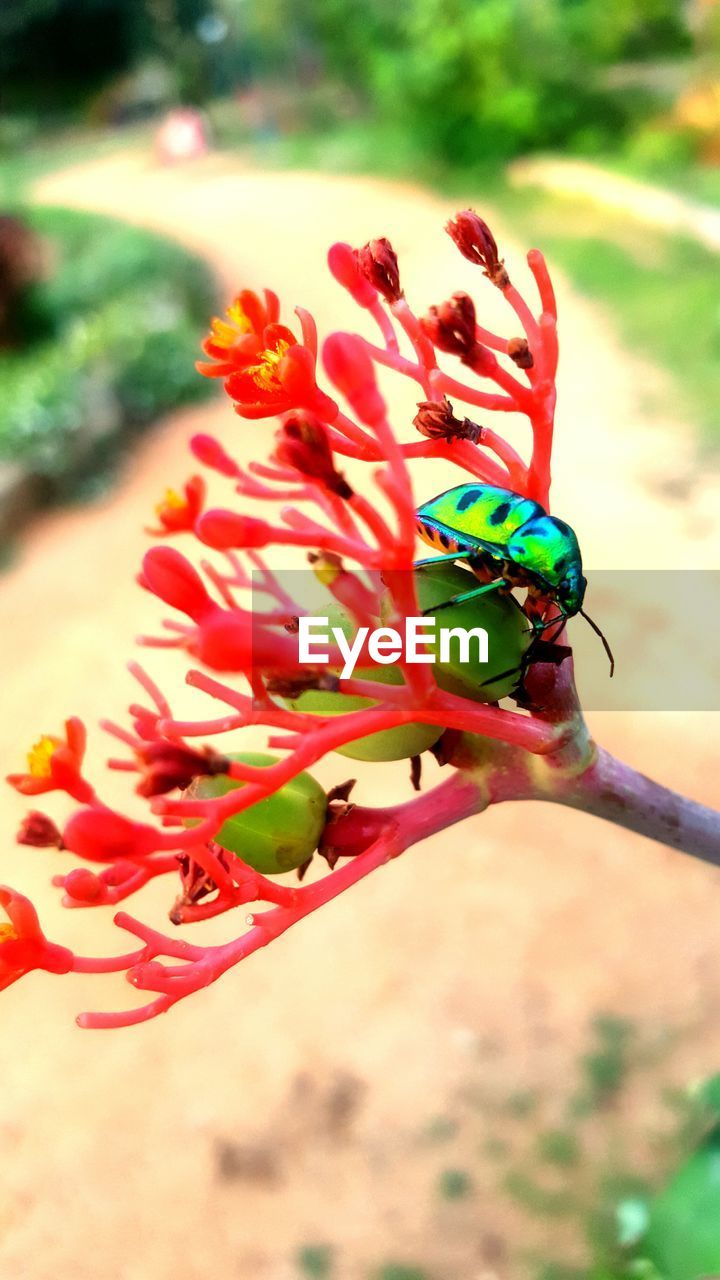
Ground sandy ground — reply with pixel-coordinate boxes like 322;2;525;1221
0;149;718;1279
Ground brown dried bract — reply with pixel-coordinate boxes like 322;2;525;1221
446;210;510;288
355;237;402;304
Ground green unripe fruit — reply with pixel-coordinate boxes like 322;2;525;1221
287;663;443;762
405;563;532;703
286;601;443;762
188;752;326;874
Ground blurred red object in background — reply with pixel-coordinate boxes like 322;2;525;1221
155;108;208;164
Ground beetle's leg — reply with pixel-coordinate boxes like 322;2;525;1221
536;607;567;645
412;551;476;569
423;579;509;616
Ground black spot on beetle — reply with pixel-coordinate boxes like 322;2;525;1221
457;487;483;512
489;501;511;525
438;532;450;549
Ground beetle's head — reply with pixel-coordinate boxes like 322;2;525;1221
557;565;586;617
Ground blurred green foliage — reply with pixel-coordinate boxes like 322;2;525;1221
0;207;215;495
264;0;691;162
297;1243;335;1278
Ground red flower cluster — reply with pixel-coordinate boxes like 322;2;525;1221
8;210;692;1030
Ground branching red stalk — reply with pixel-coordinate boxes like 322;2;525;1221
3;211;717;1028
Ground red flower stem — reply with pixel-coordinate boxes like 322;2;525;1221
364;343;517;413
78;994;173;1028
550;747;720;866
427;369;518;413
390;298;437;396
526;395;555;507
539;311;559;384
457;433;526;488
400;438;511;486
323;430;373;460
527;250;557;324
349;492;395;547
473;324;509;353
502;283;542;353
72;948;147;974
466;355;533;408
330;409;378;453
368;299;399;351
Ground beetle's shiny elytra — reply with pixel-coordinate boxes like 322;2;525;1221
416;482;587;615
415;482;614;675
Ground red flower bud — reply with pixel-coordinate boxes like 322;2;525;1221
446;211;509;288
191;612;253;672
323;332;386;425
189;434;240;477
62;868;105;903
140;547;214;622
275;414;353;498
327;243;377;308
63;808;159;863
355;238;402;304
196;510;273;551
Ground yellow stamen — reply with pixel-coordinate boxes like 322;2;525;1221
226;299;252;331
27;735;58;779
249;340;290;393
0;923;17;944
156;488;185;517
208;300;253;352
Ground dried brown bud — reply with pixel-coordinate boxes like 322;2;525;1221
507;336;534;369
136;743;230;798
421;292;477;358
264;671;340;699
275;414;353;499
355;238;402;304
413;398;483;446
16;811;63;848
172;848;234;921
446;210;509;288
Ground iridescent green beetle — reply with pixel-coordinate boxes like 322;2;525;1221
415;482;613;673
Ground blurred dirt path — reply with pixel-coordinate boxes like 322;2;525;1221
0;149;717;1279
509;154;720;252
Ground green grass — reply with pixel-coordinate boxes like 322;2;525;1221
0;205;216;499
607;151;720;211
0;121;152;203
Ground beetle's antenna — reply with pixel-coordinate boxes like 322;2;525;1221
579;608;615;677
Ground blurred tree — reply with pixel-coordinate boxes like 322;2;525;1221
260;0;693;161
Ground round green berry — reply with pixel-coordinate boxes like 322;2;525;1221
285;601;442;762
407;562;532;702
188;752;326;874
286;663;443;762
